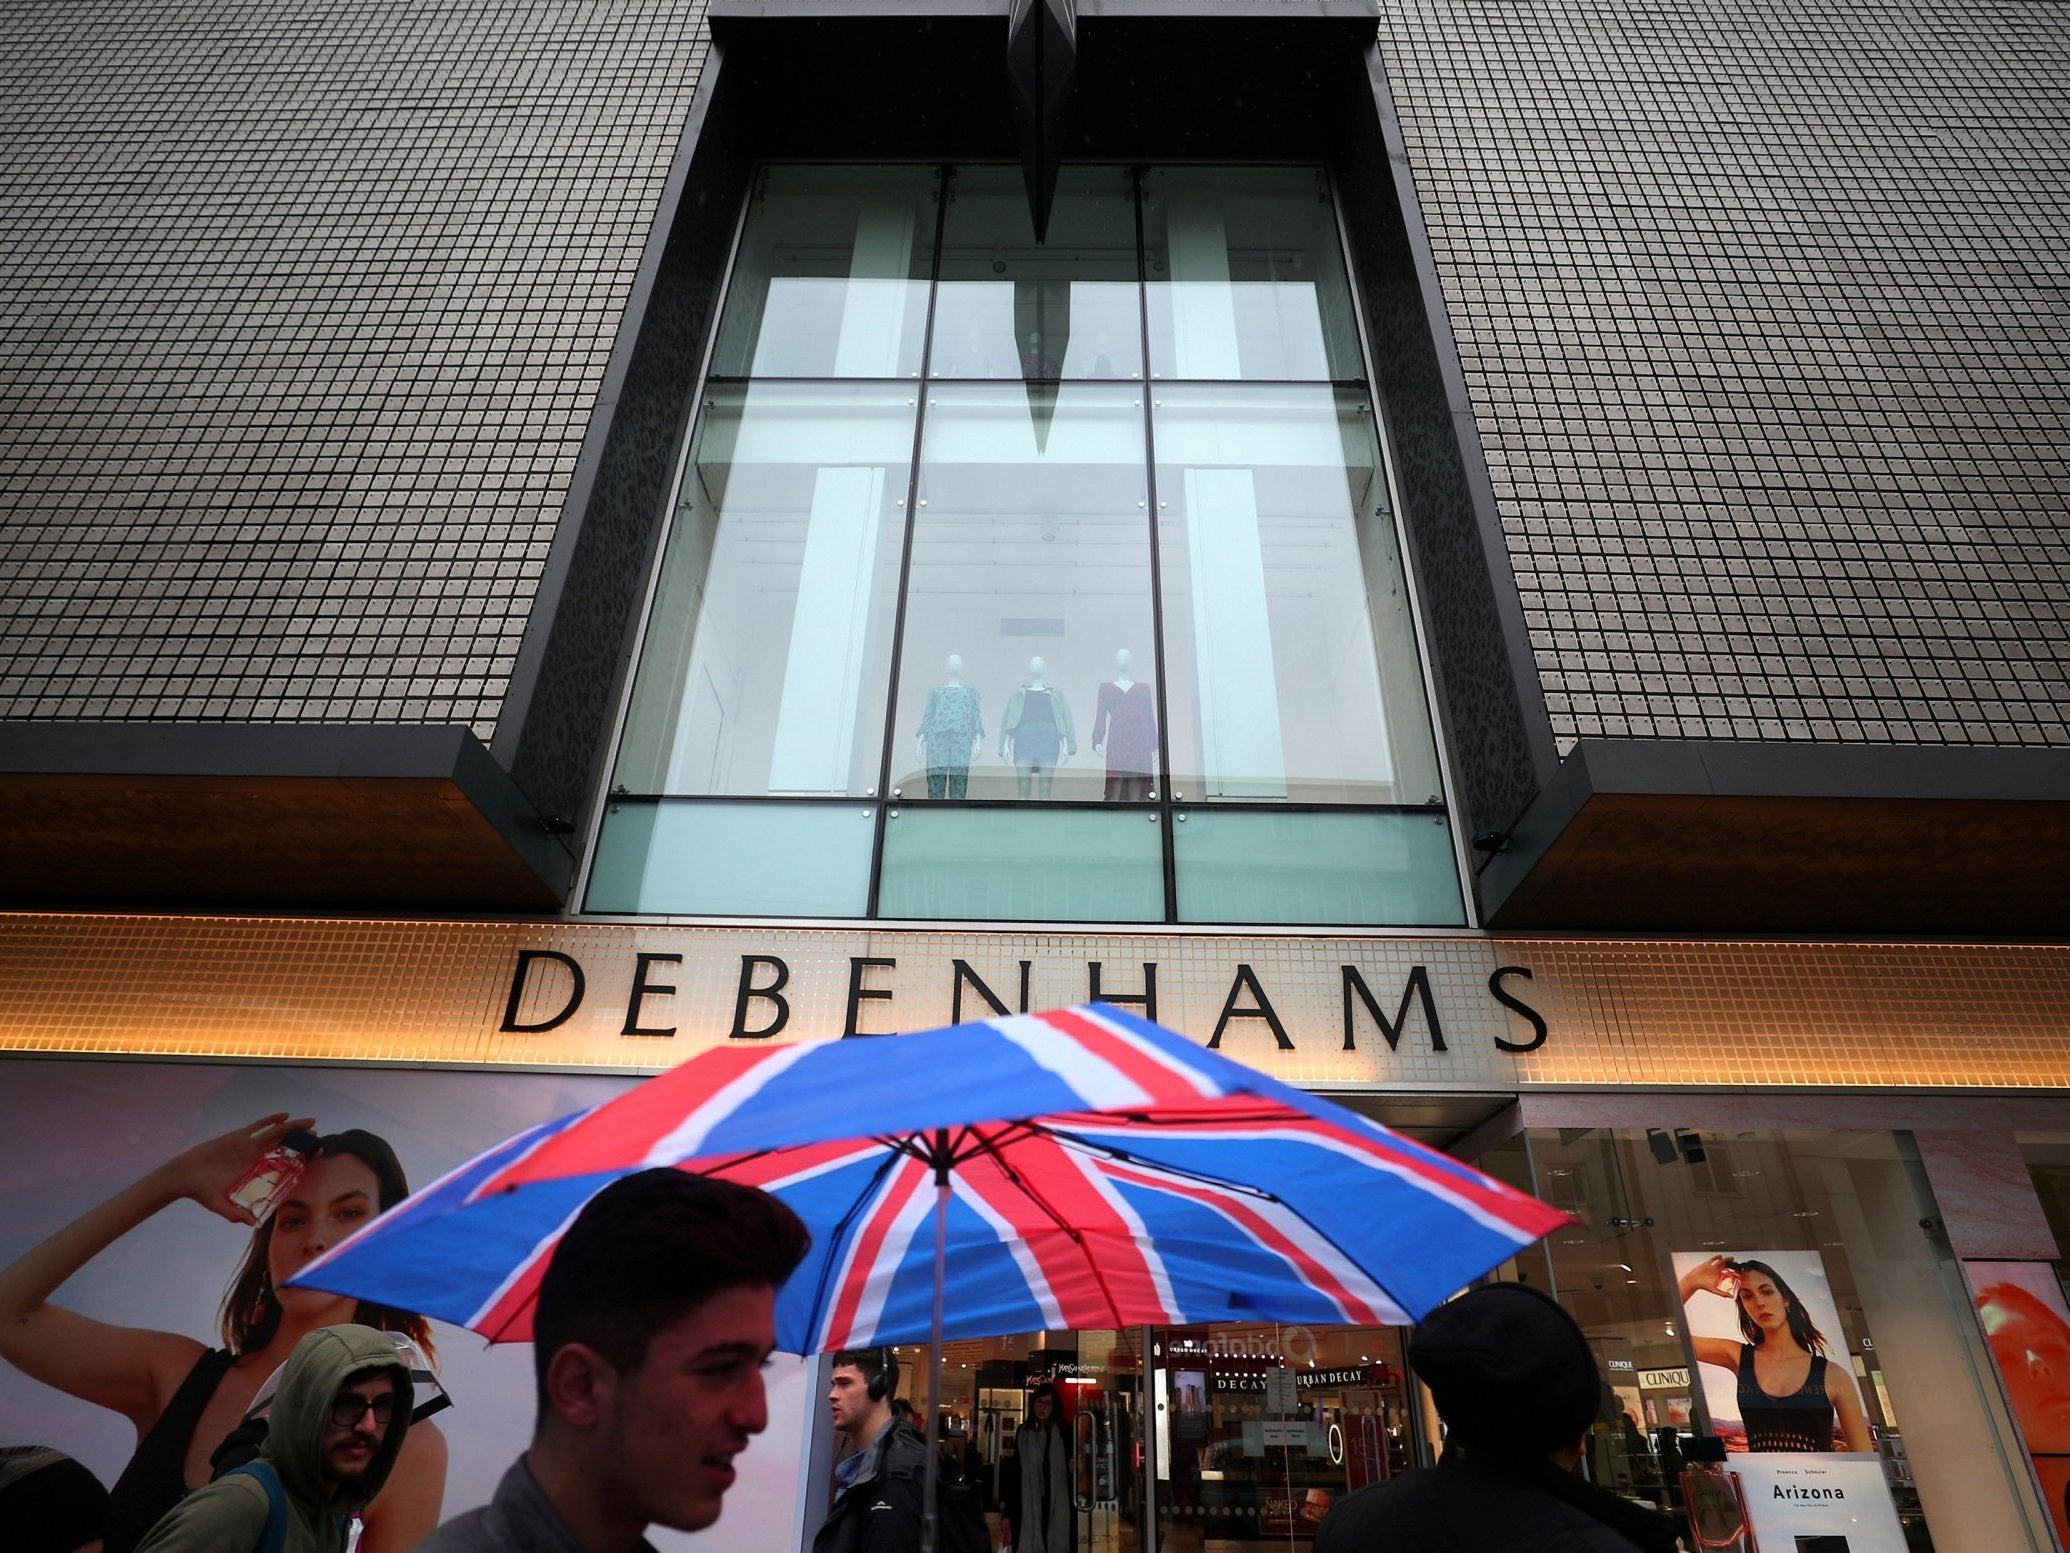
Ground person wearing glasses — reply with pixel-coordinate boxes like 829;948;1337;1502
134;1324;412;1553
0;1113;445;1553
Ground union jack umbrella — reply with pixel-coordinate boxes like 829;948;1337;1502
293;1003;1568;1553
294;1001;1566;1350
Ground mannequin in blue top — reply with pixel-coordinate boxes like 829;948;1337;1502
1000;657;1076;799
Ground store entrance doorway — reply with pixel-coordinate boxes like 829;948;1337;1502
904;1319;1421;1553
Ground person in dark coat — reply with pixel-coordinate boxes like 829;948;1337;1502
813;1346;927;1553
1001;1383;1074;1553
1314;1284;1683;1553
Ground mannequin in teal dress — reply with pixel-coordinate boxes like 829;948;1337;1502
915;654;984;798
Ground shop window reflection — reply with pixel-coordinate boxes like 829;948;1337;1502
886;1323;1418;1553
934;165;1141;382
1523;1128;1957;1549
712;165;937;379
890;384;1151;805
1155;386;1438;806
614;383;913;799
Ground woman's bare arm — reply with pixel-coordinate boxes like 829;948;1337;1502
359;1418;448;1553
0;1113;310;1426
1828;1364;1874;1452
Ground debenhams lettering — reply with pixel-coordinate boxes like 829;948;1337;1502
499;949;1549;1053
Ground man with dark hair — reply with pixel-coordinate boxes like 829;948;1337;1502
417;1168;809;1553
1314;1283;1681;1552
813;1345;929;1553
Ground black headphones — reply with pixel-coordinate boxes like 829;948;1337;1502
867;1345;897;1402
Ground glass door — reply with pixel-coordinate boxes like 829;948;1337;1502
1148;1321;1417;1553
901;1320;1416;1553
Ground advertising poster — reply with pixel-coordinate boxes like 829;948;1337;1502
1966;1260;2070;1550
1731;1454;1908;1553
1671;1250;1873;1453
0;1058;814;1553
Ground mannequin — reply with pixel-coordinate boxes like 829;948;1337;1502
915;654;984;799
1091;648;1157;801
1000;656;1076;799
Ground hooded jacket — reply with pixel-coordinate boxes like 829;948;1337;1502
136;1324;412;1553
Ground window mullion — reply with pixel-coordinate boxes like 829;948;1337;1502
865;163;955;918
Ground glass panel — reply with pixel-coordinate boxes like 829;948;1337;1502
711;165;937;379
892;384;1155;803
1155;385;1441;805
1155;1323;1414;1551
586;799;874;916
614;383;915;797
878;807;1164;921
1143;166;1362;382
1172;810;1463;925
933;164;1141;381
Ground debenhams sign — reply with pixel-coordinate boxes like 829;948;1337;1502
11;914;2068;1087
495;935;1548;1057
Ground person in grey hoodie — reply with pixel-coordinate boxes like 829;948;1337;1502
135;1323;412;1553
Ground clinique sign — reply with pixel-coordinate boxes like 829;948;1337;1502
498;948;1550;1055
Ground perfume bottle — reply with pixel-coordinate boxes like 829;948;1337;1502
226;1129;320;1220
1680;1437;1756;1551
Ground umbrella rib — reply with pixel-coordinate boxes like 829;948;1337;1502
1040;1124;1288;1204
967;1128;1143;1330
798;1147;909;1342
1043;1122;1446;1324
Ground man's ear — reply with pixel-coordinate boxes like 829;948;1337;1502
544;1342;618;1431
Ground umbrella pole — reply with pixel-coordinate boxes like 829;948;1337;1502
922;1152;950;1553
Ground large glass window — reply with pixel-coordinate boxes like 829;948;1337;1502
614;383;914;798
711;165;937;379
893;383;1151;803
593;165;1459;925
1155;386;1438;805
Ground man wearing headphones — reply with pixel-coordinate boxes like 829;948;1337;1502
814;1347;927;1553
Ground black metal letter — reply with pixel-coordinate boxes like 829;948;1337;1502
1207;964;1294;1050
1088;962;1156;1022
951;959;1033;1023
622;952;682;1038
1341;964;1448;1053
500;949;584;1034
730;955;791;1040
1489;965;1549;1053
845;956;898;1037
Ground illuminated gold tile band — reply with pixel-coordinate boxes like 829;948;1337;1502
2;912;2066;1092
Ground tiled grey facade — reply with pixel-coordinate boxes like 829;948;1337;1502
4;0;2067;772
1380;0;2070;749
0;0;711;737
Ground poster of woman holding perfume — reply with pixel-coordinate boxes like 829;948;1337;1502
0;1111;448;1553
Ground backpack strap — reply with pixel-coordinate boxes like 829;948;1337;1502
220;1461;288;1553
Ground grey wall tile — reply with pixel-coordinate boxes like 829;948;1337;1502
1380;0;2070;749
0;0;712;740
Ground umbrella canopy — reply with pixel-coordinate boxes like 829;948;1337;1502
293;1004;1567;1349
